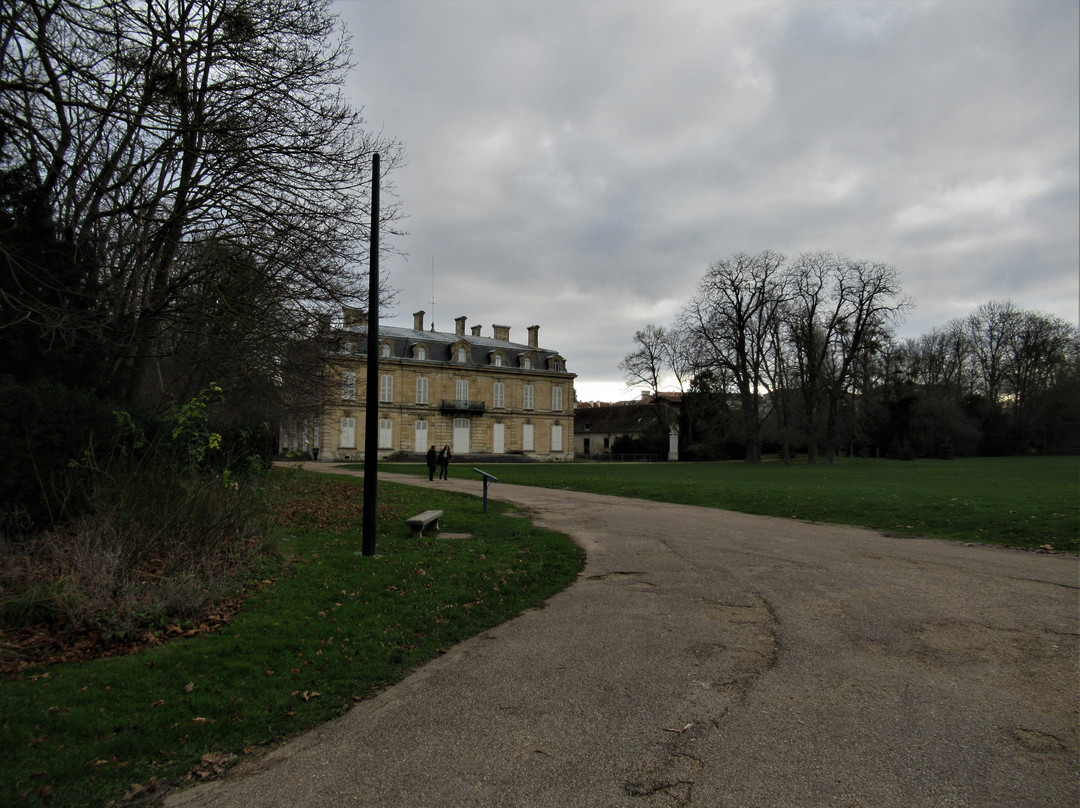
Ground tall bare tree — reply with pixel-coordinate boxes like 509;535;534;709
819;257;910;461
784;252;909;462
966;300;1019;410
619;323;668;399
682;250;788;463
1;0;401;406
785;251;834;463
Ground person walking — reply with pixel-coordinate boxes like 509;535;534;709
426;445;438;481
437;445;452;480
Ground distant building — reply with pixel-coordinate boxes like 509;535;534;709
574;393;682;458
286;309;576;461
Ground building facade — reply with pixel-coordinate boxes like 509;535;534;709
574;393;682;458
294;309;576;461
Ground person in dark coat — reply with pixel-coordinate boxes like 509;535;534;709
437;445;452;480
426;445;438;481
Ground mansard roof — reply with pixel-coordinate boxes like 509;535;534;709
337;323;572;374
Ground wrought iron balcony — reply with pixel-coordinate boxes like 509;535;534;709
439;399;487;415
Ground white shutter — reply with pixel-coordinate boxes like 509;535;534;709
340;418;356;448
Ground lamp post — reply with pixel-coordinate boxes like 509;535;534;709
361;153;380;557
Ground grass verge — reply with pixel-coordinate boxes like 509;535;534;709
0;470;583;808
379;456;1079;552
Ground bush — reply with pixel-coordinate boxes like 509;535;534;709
0;376;119;533
0;386;279;647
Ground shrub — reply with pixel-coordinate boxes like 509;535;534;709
0;386;279;649
0;376;119;533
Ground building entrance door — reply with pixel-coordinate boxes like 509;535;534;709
453;418;470;454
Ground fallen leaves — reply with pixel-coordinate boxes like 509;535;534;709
111;777;166;806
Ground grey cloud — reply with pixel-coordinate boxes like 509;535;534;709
339;0;1078;399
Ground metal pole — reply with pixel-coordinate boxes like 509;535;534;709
362;153;380;557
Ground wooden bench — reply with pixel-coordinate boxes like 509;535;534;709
405;509;443;538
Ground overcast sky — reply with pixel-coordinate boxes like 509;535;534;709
336;0;1079;402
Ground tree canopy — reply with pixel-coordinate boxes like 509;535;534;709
624;251;1078;461
1;0;402;408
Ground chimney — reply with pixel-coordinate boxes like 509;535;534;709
455;316;467;336
471;325;482;336
413;310;425;331
343;307;367;328
527;324;539;348
492;324;511;341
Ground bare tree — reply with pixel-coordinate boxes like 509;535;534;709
966;300;1019;410
785;252;909;462
784;251;834;463
1006;310;1079;449
682;250;788;463
819;257;910;461
1;0;402;405
619;324;667;398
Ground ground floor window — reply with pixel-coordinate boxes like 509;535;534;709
522;422;534;452
551;423;563;452
379;418;393;449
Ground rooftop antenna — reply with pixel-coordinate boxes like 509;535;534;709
430;256;436;332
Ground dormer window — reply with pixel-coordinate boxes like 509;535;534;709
522;356;532;370
417;346;427;360
457;345;468;363
380;342;392;358
343;341;355;353
493;353;504;367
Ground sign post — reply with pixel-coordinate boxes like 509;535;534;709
473;467;499;513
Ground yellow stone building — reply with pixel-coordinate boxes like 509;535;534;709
299;309;576;462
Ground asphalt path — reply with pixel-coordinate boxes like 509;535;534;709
166;466;1078;808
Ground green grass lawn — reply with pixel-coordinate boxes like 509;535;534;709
0;472;583;808
380;456;1079;552
2;458;1074;807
